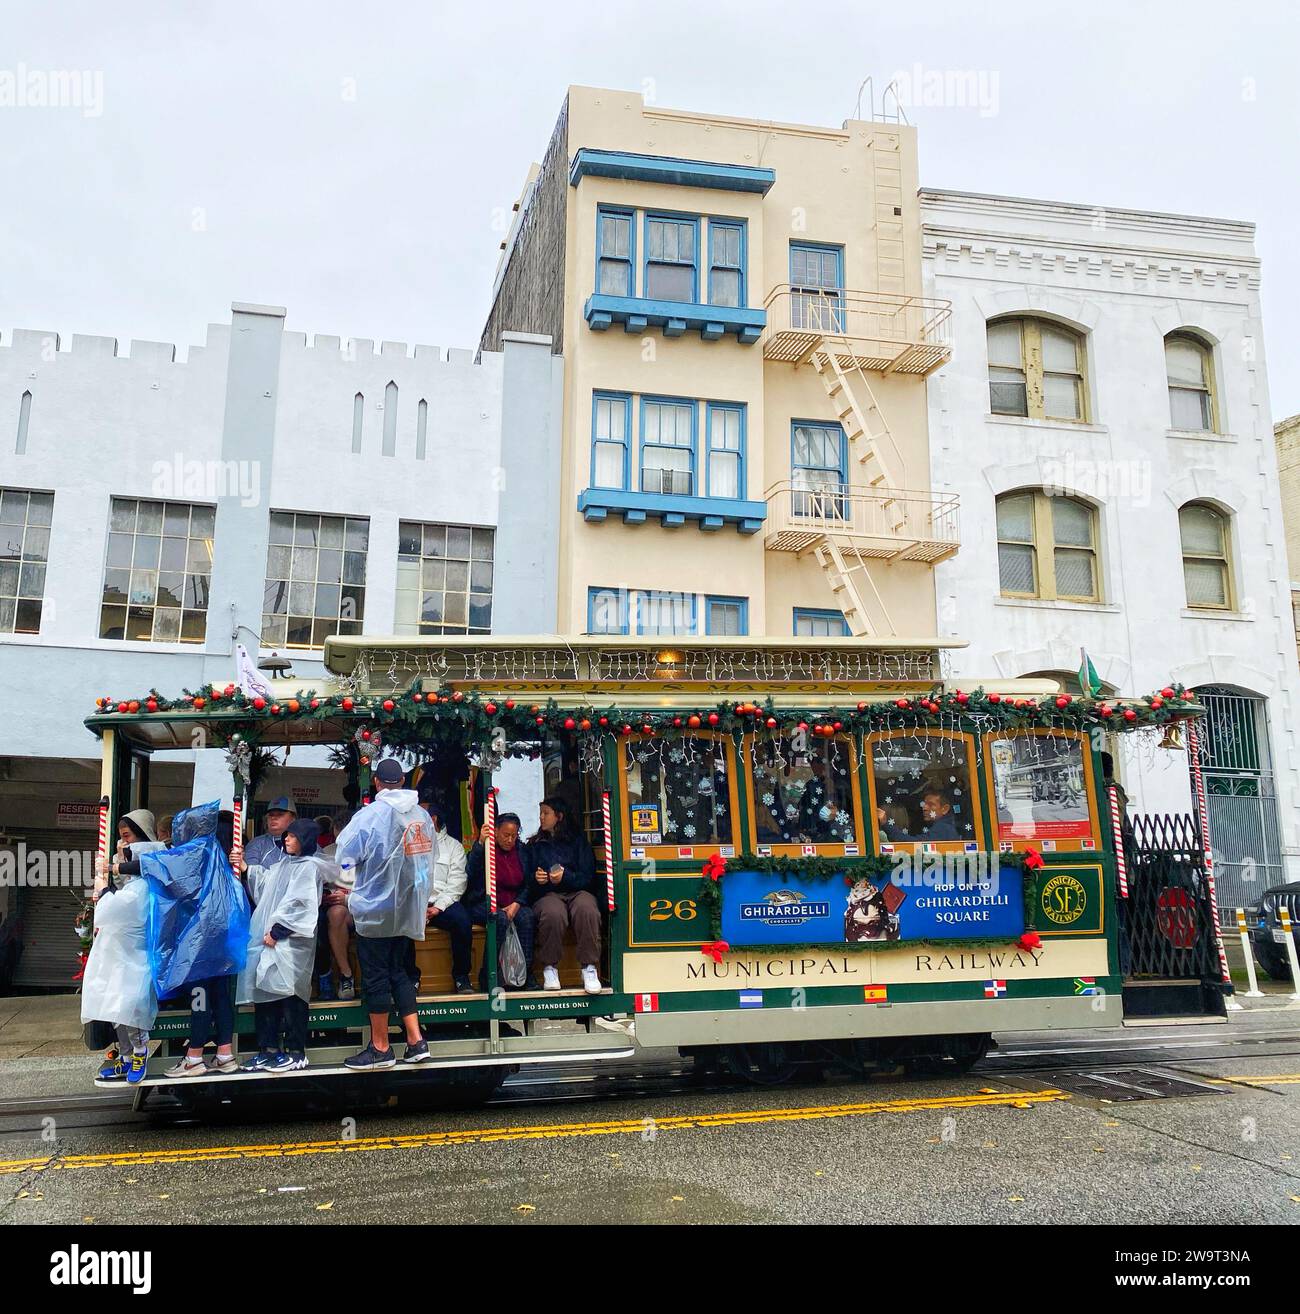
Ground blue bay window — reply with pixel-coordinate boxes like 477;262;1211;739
708;221;744;308
596;209;634;297
587;587;748;637
706;403;744;499
644;215;698;303
794;607;849;637
591;392;631;489
640;398;696;496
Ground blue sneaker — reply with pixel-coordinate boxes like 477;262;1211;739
344;1042;396;1071
266;1052;295;1072
126;1052;148;1084
338;975;355;1001
401;1039;430;1065
317;972;336;1001
240;1052;276;1074
97;1057;126;1081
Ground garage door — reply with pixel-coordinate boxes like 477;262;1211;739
10;829;94;989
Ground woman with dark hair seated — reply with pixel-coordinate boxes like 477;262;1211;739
527;797;602;995
463;812;538;990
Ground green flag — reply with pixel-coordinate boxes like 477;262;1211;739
1079;648;1102;699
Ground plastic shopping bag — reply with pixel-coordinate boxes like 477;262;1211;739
499;920;527;989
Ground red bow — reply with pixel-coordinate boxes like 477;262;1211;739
1022;848;1044;870
702;854;727;882
1017;931;1042;951
700;940;730;964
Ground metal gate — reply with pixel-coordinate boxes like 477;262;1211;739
1121;813;1225;1017
1194;687;1284;913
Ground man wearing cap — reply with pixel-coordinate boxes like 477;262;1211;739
244;796;297;868
336;759;434;1069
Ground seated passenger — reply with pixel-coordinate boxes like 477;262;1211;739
877;787;960;843
243;796;296;867
528;797;602;995
463;811;538;991
237;818;327;1072
419;792;472;993
315;813;355;1002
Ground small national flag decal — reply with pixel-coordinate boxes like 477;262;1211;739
739;989;764;1009
635;993;659;1013
863;985;888;1003
983;980;1007;998
1073;977;1098;996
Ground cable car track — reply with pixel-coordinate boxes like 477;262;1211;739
1;1025;1296;1139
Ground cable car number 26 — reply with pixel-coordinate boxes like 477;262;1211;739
648;898;698;922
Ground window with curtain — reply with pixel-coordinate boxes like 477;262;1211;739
706;404;743;498
1180;502;1232;609
592;393;630;489
987;317;1087;422
1166;333;1217;432
706;596;747;636
597;209;633;296
794;608;849;637
996;491;1099;602
641;399;695;495
709;222;743;307
645;216;697;302
792;422;846;517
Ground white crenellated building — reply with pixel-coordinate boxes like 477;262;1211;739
0;304;562;984
922;189;1300;903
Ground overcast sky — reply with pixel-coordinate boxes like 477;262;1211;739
4;2;1297;416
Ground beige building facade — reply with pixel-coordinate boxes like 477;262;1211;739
1277;411;1300;659
482;87;956;639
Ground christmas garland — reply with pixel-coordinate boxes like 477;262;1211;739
87;679;1202;747
694;851;1046;953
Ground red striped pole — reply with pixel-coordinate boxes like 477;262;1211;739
602;789;616;912
96;794;111;892
1187;719;1232;986
485;788;498;915
1107;784;1129;899
230;794;244;870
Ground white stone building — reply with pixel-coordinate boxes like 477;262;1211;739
0;304;562;985
922;189;1300;906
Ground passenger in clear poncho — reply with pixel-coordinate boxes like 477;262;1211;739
236;818;331;1072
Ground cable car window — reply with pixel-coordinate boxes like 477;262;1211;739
988;733;1091;842
753;735;856;846
871;733;976;846
624;737;732;847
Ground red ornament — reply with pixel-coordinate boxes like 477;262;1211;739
1161;687;1175;699
253;697;266;711
833;721;843;731
579;719;591;731
599;716;609;727
192;697;204;710
341;697;354;711
535;716;545;726
270;704;281;716
484;702;497;715
310;698;320;710
209;689;221;702
955;691;969;704
504;699;516;710
1124;708;1137;721
1151;696;1164;709
857;702;867;713
382;699;395;712
1055;696;1070;708
673;717;682;727
146;699;158;713
621;725;632;736
707;712;719;726
1099;704;1113;718
127;700;140;713
564;717;576;731
895;699;909;710
687;715;701;728
642;724;654;735
286;699;300;713
987;692;1001;704
361;729;372;741
412;692;424;703
766;717;778;729
452;691;464;703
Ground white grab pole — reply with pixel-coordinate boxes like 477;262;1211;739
1234;907;1264;998
1279;908;1300;1002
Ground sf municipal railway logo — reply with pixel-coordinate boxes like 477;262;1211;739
1040;872;1088;926
740;888;831;927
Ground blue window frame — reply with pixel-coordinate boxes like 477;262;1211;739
635;589;697;636
793;607;849;637
644;214;698;303
791;420;847;517
591;392;632;490
588;586;629;635
790;241;844;331
640;397;697;496
708;220;745;308
596;208;635;297
706;595;748;636
705;403;745;500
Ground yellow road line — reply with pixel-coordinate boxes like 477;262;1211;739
0;1088;1068;1175
1207;1074;1300;1088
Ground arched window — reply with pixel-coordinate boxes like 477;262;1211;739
996;490;1100;602
987;317;1087;422
1179;502;1232;609
1165;333;1217;432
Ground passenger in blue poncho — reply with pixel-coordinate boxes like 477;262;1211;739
136;802;251;1079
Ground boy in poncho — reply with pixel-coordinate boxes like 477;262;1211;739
236;818;328;1072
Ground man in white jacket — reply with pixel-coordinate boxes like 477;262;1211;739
336;759;434;1070
417;790;471;993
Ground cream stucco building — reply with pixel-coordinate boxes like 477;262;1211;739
481;87;956;640
1276;411;1300;661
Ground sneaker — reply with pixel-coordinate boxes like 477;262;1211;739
338;975;356;1002
287;1054;309;1071
344;1042;396;1071
266;1052;295;1072
542;966;561;992
165;1056;210;1079
209;1054;240;1075
97;1057;126;1081
126;1052;149;1084
317;972;336;1001
402;1039;430;1064
240;1052;276;1074
453;976;475;995
581;964;603;995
